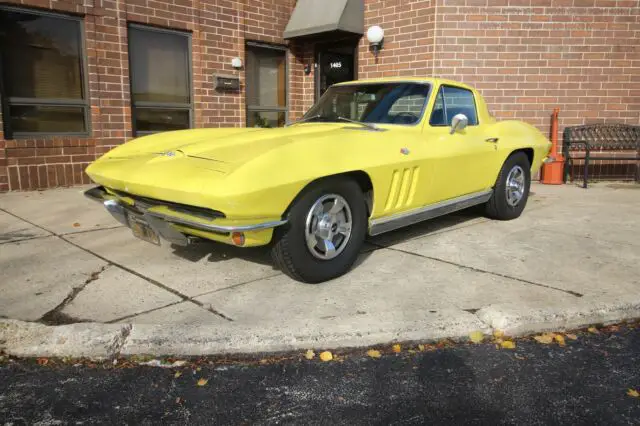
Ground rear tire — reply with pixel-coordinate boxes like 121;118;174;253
485;152;531;220
271;177;367;283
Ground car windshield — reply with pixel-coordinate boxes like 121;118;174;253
302;82;430;126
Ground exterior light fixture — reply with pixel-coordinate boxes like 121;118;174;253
231;57;242;69
366;25;384;57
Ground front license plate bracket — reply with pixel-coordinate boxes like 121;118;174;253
128;214;161;245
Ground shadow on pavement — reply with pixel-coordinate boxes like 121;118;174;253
366;206;486;248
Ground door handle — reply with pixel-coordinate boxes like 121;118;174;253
485;137;499;143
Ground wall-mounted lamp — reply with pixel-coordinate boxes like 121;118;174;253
231;57;243;69
304;63;312;75
366;25;384;57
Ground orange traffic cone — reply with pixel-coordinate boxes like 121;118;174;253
541;108;565;185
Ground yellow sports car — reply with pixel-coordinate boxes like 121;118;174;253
85;77;552;283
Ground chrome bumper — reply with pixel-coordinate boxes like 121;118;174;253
84;186;287;246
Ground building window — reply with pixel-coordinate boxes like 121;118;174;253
128;25;192;136
0;7;89;138
246;42;287;128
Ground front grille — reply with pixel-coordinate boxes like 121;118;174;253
108;188;225;220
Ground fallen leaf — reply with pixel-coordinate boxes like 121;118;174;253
175;397;182;404
36;358;49;366
588;326;599;334
408;349;416;354
534;334;554;345
392;344;401;353
469;331;484;344
319;351;333;362
514;354;526;360
196;378;208;386
418;344;425;351
72;222;81;227
627;388;639;398
174;371;182;378
259;359;268;364
554;334;566;347
500;340;516;349
304;350;315;360
565;333;578;340
367;349;382;359
608;325;620;332
493;330;505;339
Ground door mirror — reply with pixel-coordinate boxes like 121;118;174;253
450;113;469;134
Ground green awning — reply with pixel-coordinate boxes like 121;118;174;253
283;0;364;39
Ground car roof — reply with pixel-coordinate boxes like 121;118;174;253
333;76;475;91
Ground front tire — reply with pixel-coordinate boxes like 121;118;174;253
271;177;367;283
485;152;531;220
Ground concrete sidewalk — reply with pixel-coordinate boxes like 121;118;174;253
1;182;639;357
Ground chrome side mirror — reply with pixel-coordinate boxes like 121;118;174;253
450;113;469;134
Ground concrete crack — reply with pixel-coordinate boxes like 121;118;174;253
370;243;584;298
39;265;110;325
107;324;132;359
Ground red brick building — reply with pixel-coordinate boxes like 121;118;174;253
0;0;638;191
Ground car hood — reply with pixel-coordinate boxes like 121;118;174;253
103;124;369;169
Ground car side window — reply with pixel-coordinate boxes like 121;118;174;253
429;86;479;126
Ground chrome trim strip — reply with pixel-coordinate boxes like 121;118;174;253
145;211;288;233
85;186;288;234
369;189;493;236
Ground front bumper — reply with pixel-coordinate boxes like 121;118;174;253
84;186;287;247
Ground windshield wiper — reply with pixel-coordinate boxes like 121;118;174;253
335;116;382;131
285;114;326;126
286;115;382;131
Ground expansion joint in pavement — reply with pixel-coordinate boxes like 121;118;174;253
369;242;584;298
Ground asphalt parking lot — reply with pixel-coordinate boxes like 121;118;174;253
1;182;639;356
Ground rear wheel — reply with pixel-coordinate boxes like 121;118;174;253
485;152;531;220
271;177;367;283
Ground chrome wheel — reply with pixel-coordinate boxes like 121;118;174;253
304;194;353;260
505;165;526;207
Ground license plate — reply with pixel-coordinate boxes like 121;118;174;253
128;214;160;245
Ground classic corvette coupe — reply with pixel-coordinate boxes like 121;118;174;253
85;77;551;283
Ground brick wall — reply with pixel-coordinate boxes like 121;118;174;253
2;0;638;192
0;0;296;191
359;0;640;147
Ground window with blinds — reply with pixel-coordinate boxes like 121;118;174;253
0;7;89;137
245;42;288;128
128;25;192;136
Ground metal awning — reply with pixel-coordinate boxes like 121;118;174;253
283;0;364;39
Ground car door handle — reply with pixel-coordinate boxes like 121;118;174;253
485;137;499;143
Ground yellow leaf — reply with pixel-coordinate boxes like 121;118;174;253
304;349;315;360
418;344;425;351
319;351;333;362
392;344;401;353
534;334;554;344
469;331;484;344
367;349;382;359
500;340;516;349
554;334;566;347
174;371;182;378
493;330;505;339
566;333;578;340
72;222;81;227
196;378;208;386
627;388;639;398
588;327;599;334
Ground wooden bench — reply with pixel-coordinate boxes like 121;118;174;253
562;123;640;188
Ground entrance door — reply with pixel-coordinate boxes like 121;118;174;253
315;41;357;99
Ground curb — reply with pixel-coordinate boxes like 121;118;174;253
476;292;640;336
1;295;639;359
1;309;487;359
